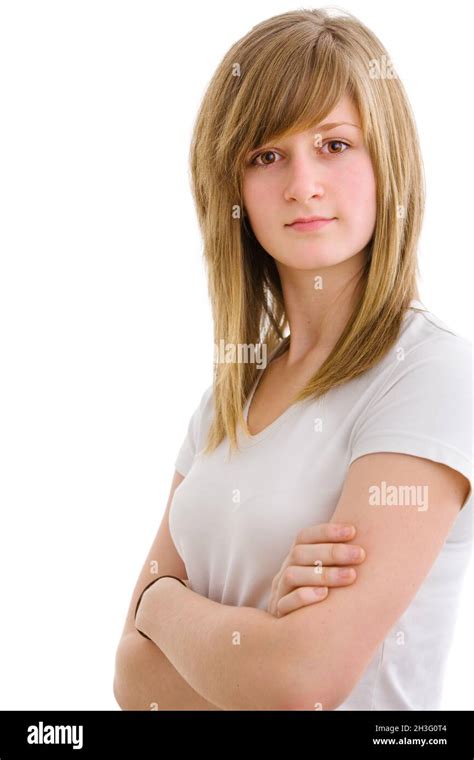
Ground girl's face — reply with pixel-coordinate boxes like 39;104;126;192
242;93;377;270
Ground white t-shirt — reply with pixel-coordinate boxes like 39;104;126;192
169;299;473;710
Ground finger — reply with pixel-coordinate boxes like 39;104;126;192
294;522;356;546
289;541;366;569
276;586;329;617
280;564;357;597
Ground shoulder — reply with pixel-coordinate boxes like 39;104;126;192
372;303;471;393
399;302;471;358
348;304;472;512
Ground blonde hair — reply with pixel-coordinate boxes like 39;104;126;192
189;6;424;456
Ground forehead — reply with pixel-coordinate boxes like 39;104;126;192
298;94;360;136
320;92;359;124
271;93;361;145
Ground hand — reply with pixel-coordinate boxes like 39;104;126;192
267;523;366;618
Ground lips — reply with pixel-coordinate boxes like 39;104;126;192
286;217;335;232
287;216;334;225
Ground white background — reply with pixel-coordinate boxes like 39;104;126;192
0;0;472;709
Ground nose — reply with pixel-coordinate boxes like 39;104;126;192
283;155;326;205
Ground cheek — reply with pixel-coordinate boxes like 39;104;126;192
243;175;273;212
337;157;377;214
242;177;278;237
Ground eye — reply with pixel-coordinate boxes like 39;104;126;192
321;139;351;155
248;140;351;169
249;150;282;168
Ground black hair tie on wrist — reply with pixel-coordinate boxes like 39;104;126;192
134;575;187;641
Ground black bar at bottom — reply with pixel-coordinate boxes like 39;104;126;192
0;709;472;757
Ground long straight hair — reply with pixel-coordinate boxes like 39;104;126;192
188;7;424;456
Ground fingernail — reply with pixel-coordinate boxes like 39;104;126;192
339;568;356;579
339;525;354;537
313;587;328;597
348;546;362;559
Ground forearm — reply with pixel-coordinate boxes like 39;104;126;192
135;578;290;711
113;631;222;710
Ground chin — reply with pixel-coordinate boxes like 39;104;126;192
281;249;345;269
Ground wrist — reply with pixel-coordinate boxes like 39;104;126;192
134;575;188;641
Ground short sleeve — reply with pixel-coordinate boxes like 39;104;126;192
174;384;213;477
349;336;473;509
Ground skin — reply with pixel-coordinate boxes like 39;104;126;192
267;522;366;618
118;95;469;712
242;91;377;372
241;92;375;615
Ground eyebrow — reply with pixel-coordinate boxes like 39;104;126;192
315;121;361;131
247;121;362;157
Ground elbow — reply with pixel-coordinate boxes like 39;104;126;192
113;665;129;711
274;657;351;711
277;679;349;711
113;676;139;711
277;689;347;711
252;621;349;711
113;674;126;710
249;664;345;712
270;619;353;711
113;655;129;710
113;634;140;710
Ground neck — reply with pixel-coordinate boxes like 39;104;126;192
275;247;367;368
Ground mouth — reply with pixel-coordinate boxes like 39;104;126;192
286;217;336;232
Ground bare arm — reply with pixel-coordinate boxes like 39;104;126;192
119;473;343;711
113;469;222;711
114;632;222;710
135;575;339;711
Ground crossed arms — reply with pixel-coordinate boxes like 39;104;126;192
114;452;469;710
